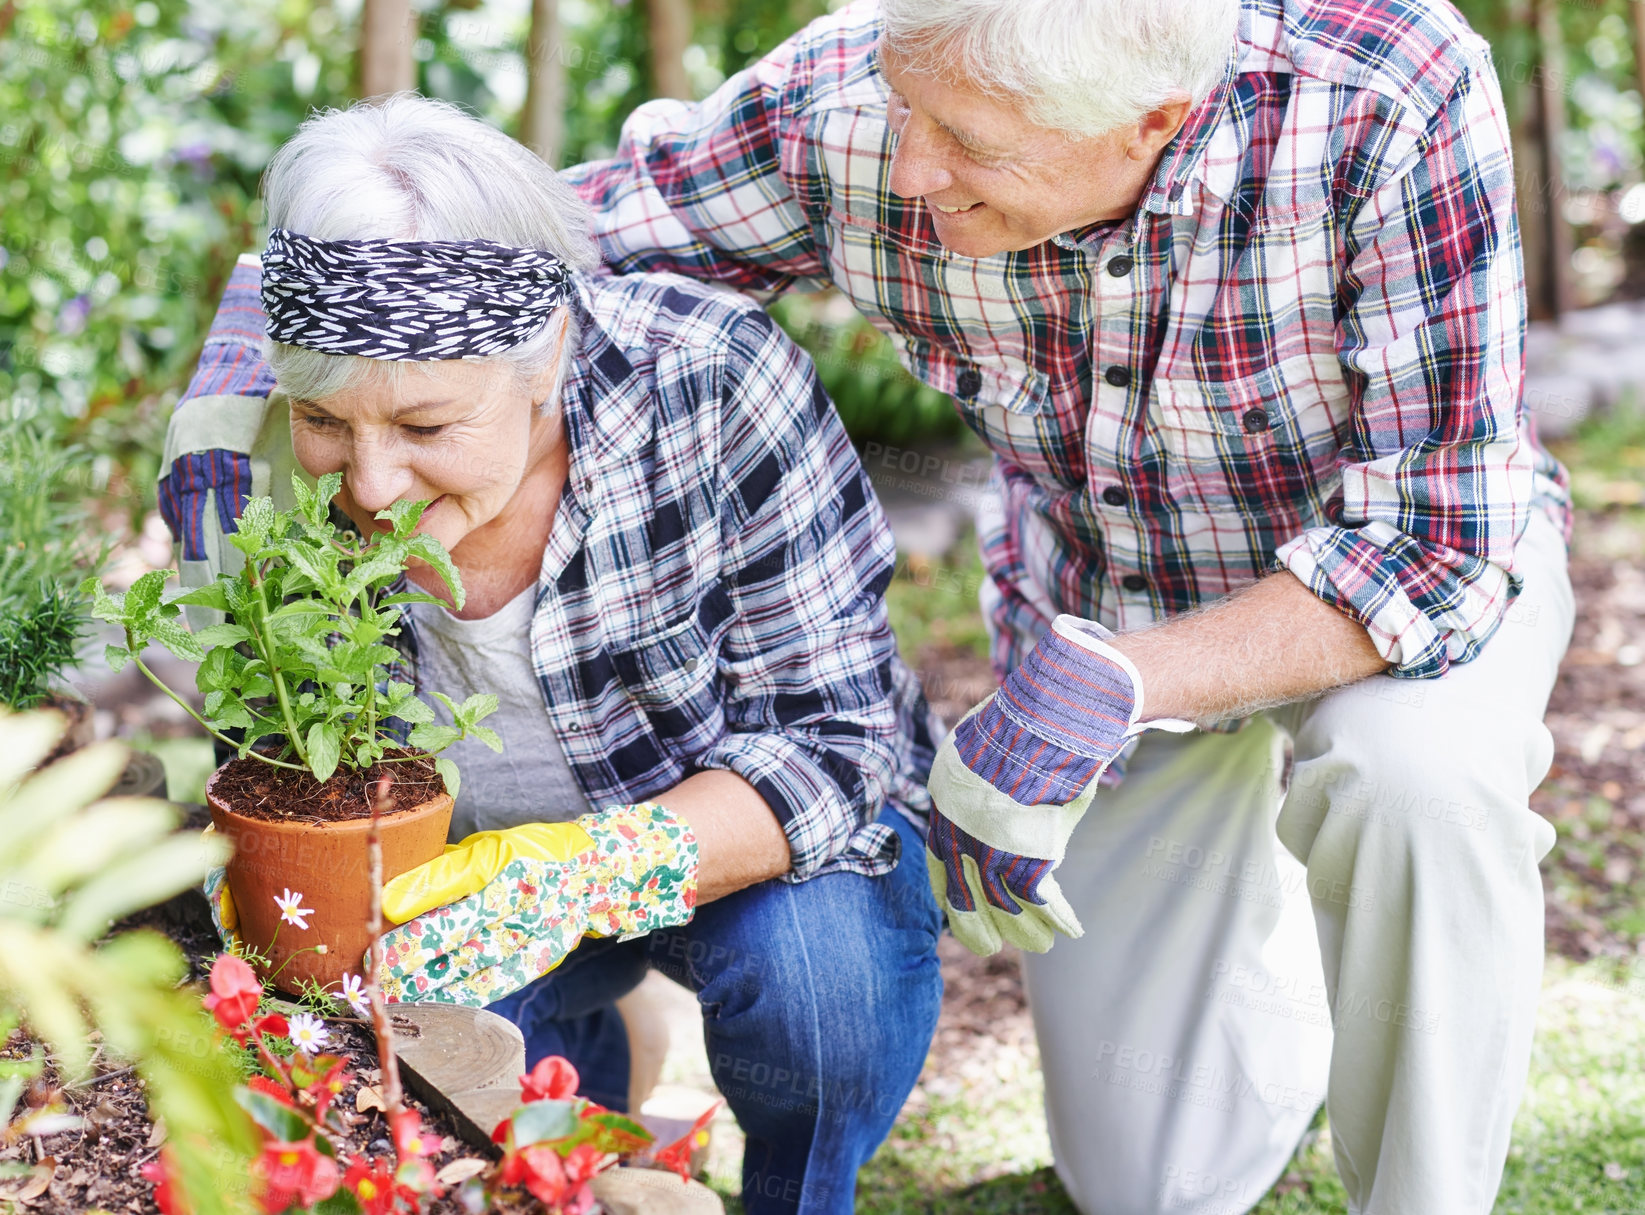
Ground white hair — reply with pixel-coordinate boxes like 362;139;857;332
260;93;598;405
878;0;1240;139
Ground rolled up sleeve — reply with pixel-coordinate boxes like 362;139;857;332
692;309;903;878
1275;61;1536;679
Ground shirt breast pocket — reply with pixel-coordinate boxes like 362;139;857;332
1149;352;1352;517
607;601;730;754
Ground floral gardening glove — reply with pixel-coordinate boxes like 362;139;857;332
201;825;241;951
926;614;1193;956
376;803;698;1006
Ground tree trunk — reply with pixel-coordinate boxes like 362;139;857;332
646;0;693;99
359;0;416;99
1536;0;1576;318
1634;1;1645;112
521;0;565;165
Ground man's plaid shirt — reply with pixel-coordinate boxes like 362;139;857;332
569;0;1571;681
160;259;938;880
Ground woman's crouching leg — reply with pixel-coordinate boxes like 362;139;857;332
646;805;943;1215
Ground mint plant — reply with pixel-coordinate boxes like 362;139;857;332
84;471;499;797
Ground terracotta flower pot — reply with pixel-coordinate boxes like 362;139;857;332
205;764;453;996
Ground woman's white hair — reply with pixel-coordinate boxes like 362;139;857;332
879;0;1240;139
261;93;598;405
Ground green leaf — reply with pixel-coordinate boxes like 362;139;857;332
455;693;499;727
434;756;460;800
572;1109;655;1156
170;580;232;612
306;721;341;783
192;623;251;648
376;498;428;538
508;1098;580;1147
377;591;454;608
468;725;503;754
408;724;463;753
229;496;277;555
149;618;206;663
103;644;130;674
233;1087;310;1143
404;533;464;609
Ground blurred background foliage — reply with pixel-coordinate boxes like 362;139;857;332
5;0;1645;518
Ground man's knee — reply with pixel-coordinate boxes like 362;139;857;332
1284;691;1556;882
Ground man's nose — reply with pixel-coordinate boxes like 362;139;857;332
344;438;416;515
887;116;953;200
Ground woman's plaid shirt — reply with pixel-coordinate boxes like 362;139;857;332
568;0;1571;681
159;260;938;880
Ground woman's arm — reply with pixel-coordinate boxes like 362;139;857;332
654;769;791;903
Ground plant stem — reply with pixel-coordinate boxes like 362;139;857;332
128;653;307;771
364;775;405;1121
245;560;309;770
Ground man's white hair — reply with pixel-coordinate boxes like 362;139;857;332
261;93;598;404
879;0;1241;138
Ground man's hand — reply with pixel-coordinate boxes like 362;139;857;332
926;616;1191;955
376;804;698;1005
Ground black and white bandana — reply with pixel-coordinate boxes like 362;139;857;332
261;227;574;361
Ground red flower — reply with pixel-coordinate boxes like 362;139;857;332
344;1157;416;1215
519;1056;579;1103
253;1139;340;1213
652;1101;720;1182
501;1143;602;1212
202;954;262;1039
141;1148;189;1215
389;1108;437;1159
246;1075;296;1107
301;1058;351;1121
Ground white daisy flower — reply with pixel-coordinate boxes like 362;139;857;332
338;972;369;1018
287;1012;329;1055
273;888;313;930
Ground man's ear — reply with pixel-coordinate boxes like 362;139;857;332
1127;94;1195;162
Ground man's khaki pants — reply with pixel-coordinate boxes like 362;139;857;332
1026;511;1573;1215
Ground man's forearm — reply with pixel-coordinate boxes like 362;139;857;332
1108;572;1388;724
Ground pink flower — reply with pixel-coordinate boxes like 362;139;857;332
202;953;262;1039
519;1056;580;1103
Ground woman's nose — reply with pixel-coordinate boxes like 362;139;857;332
344;439;416;515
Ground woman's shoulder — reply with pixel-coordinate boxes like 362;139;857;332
577;271;786;372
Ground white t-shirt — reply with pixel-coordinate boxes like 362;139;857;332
409;586;593;842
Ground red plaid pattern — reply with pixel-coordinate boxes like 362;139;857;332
568;0;1571;682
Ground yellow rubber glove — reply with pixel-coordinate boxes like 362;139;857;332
377;805;699;1006
382;820;597;924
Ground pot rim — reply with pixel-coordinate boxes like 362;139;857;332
204;758;453;833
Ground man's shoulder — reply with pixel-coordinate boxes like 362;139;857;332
1248;0;1493;116
769;0;885;116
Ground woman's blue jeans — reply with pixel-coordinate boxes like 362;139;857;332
485;804;943;1215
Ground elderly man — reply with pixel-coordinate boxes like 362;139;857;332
566;0;1574;1212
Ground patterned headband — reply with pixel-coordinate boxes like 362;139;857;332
260;227;574;361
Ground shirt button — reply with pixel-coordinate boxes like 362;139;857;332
1122;574;1149;593
566;721;581;733
1107;255;1134;277
1243;408;1270;433
683;657;700;673
956;368;982;396
1104;365;1132;389
1102;486;1128;507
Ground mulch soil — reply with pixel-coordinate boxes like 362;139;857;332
213;753;445;823
0;895;482;1214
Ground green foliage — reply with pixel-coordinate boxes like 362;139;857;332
0;707;257;1214
0;585;86;710
85;471;500;790
0;419;106;708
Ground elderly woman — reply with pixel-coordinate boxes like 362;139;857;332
160;94;942;1214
